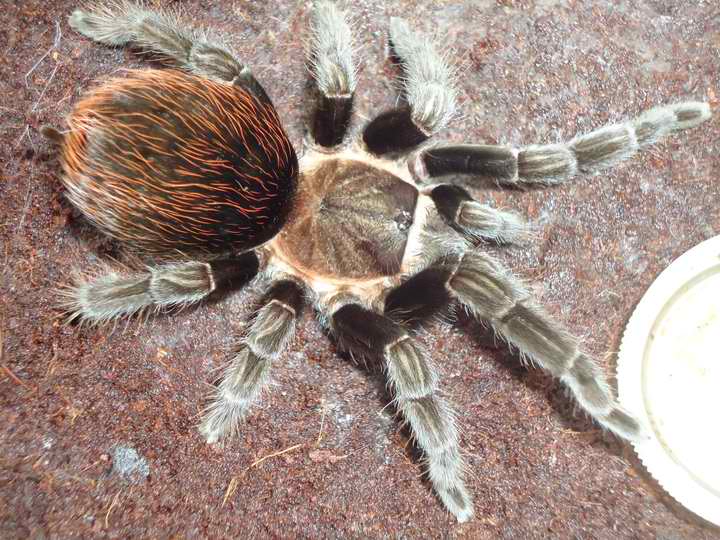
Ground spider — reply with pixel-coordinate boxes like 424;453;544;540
41;1;711;523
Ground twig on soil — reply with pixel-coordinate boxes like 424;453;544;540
31;61;60;113
14;125;30;148
46;341;61;377
25;20;63;113
105;490;122;528
221;443;304;507
560;428;601;437
316;399;327;446
221;477;238;508
0;365;33;392
1;327;37;394
247;443;304;471
16;181;34;233
25;21;61;88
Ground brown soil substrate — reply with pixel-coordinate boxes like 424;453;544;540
2;1;719;538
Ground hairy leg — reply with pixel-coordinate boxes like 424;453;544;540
412;102;711;185
430;184;531;244
449;250;642;439
330;302;473;522
63;253;259;324
308;1;356;147
363;17;457;155
69;1;256;86
200;279;304;444
384;265;455;326
384;251;642;440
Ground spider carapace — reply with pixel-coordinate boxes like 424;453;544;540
272;157;419;281
43;0;711;522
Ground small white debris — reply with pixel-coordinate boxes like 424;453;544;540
112;446;150;481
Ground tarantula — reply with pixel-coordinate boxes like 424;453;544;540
42;1;711;522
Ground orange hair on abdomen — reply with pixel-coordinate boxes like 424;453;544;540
60;69;297;256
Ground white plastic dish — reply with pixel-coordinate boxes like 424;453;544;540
618;235;720;526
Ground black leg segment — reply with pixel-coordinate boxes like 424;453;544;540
431;185;530;244
430;185;472;224
64;252;262;324
363;108;429;155
332;303;405;355
209;251;260;291
384;266;454;325
262;279;304;314
312;94;354;148
419;145;518;182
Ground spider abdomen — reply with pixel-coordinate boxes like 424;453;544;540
60;69;297;255
273;158;418;280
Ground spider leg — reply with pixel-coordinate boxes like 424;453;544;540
330;302;473;523
40;126;65;145
385;251;643;440
451;250;641;440
362;18;457;155
69;1;260;88
411;102;711;185
430;184;531;244
199;279;303;444
308;1;356;148
64;253;259;324
384;265;455;327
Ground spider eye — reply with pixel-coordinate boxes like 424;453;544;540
394;209;413;232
